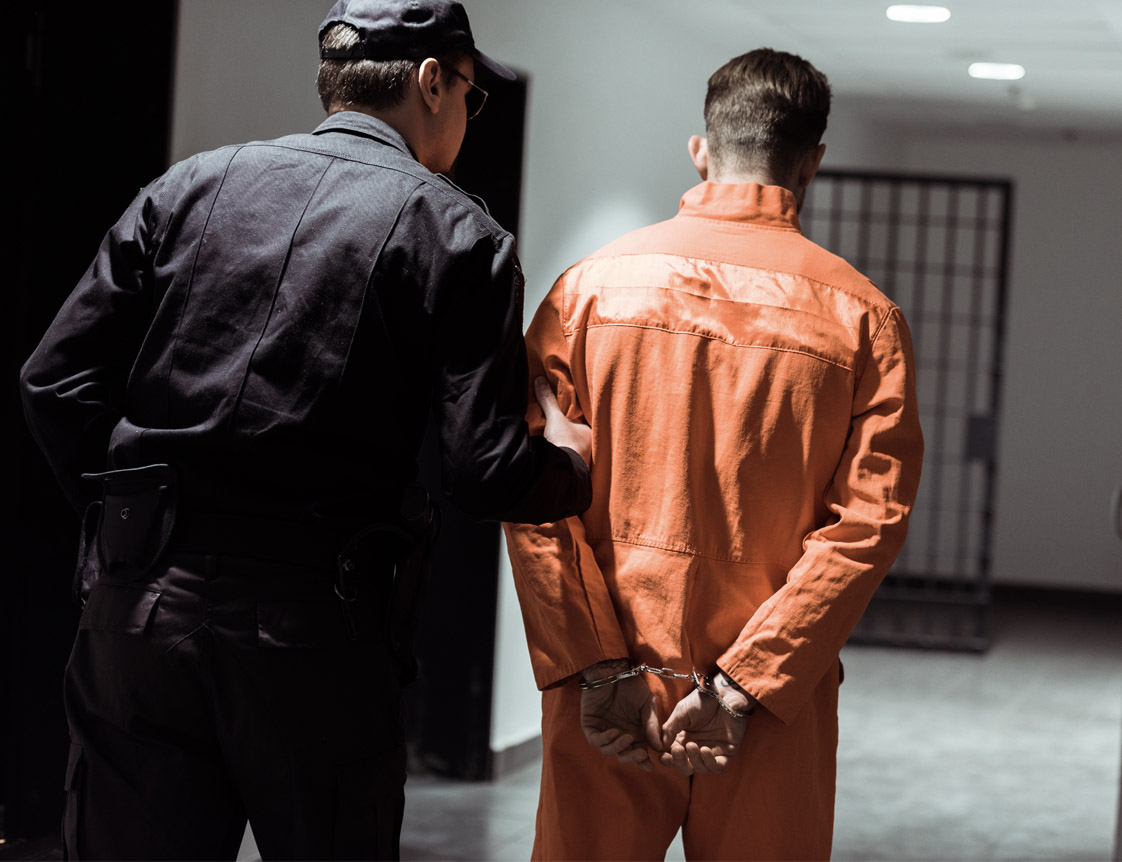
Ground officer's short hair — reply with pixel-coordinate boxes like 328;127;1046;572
704;48;832;179
317;23;421;113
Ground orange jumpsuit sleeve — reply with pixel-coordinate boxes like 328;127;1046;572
718;306;924;725
503;283;630;690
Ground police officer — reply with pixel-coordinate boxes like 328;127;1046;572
20;1;592;858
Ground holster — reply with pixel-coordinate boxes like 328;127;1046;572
76;464;179;602
335;485;440;684
73;500;102;607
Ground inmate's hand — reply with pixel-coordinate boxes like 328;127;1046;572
580;664;662;772
534;376;592;468
659;674;755;776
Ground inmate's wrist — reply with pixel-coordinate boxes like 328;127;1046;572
581;658;631;682
714;670;757;716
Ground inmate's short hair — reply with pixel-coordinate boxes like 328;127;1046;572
704;48;832;179
316;23;421;113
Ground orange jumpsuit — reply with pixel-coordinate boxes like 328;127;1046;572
503;182;923;861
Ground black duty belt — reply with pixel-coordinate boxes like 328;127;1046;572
171;509;354;570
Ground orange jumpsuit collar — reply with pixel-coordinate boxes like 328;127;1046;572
678;181;802;232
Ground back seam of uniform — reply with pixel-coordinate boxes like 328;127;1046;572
563;280;870;332
226;158;335;431
587;532;795;569
568;321;856;372
582;250;893;313
164;147;242;423
676;214;801;234
343;187;419;384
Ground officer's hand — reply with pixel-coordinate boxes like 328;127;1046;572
534;377;592;468
579;664;662;772
658;676;754;776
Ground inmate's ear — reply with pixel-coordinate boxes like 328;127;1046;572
798;142;827;188
688;135;709;181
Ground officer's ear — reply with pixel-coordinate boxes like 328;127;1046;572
688;135;709;181
418;58;442;114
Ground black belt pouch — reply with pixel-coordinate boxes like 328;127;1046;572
80;464;179;583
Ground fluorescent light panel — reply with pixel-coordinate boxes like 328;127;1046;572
886;5;951;23
968;62;1026;80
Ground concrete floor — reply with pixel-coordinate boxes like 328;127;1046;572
2;589;1102;862
385;590;1122;861
3;590;1114;861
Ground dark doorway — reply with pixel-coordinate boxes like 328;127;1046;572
408;70;530;780
4;0;177;845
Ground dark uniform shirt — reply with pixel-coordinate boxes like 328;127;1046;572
21;111;590;531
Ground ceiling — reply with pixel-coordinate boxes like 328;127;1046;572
653;0;1122;138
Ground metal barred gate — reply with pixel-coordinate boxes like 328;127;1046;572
800;170;1012;651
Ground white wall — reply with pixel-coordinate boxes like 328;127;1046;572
171;1;324;162
172;1;1122;757
890;129;1122;593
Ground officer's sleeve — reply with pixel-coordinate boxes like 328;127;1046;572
431;229;592;524
503;282;630;690
20;188;159;514
718;307;924;724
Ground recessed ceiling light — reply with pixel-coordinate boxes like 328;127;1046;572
886;5;951;23
968;62;1026;80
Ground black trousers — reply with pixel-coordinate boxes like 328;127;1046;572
61;552;406;860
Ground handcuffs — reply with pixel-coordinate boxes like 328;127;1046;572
578;663;756;719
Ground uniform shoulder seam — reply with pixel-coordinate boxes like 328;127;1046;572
569;248;898;315
245;139;509;243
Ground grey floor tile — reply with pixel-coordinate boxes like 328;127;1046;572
401;762;542;861
832;593;1122;862
237;591;1122;862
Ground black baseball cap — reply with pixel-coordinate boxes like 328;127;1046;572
318;0;515;81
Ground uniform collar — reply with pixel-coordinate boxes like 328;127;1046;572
677;181;802;232
312;111;417;160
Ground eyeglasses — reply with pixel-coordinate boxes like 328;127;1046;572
441;63;489;120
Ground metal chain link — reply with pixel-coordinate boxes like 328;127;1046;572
577;664;754;719
636;665;695;682
577;664;692;690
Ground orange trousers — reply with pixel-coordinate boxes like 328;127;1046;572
532;664;841;861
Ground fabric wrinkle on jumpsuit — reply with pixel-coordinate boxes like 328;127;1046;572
504;181;923;860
